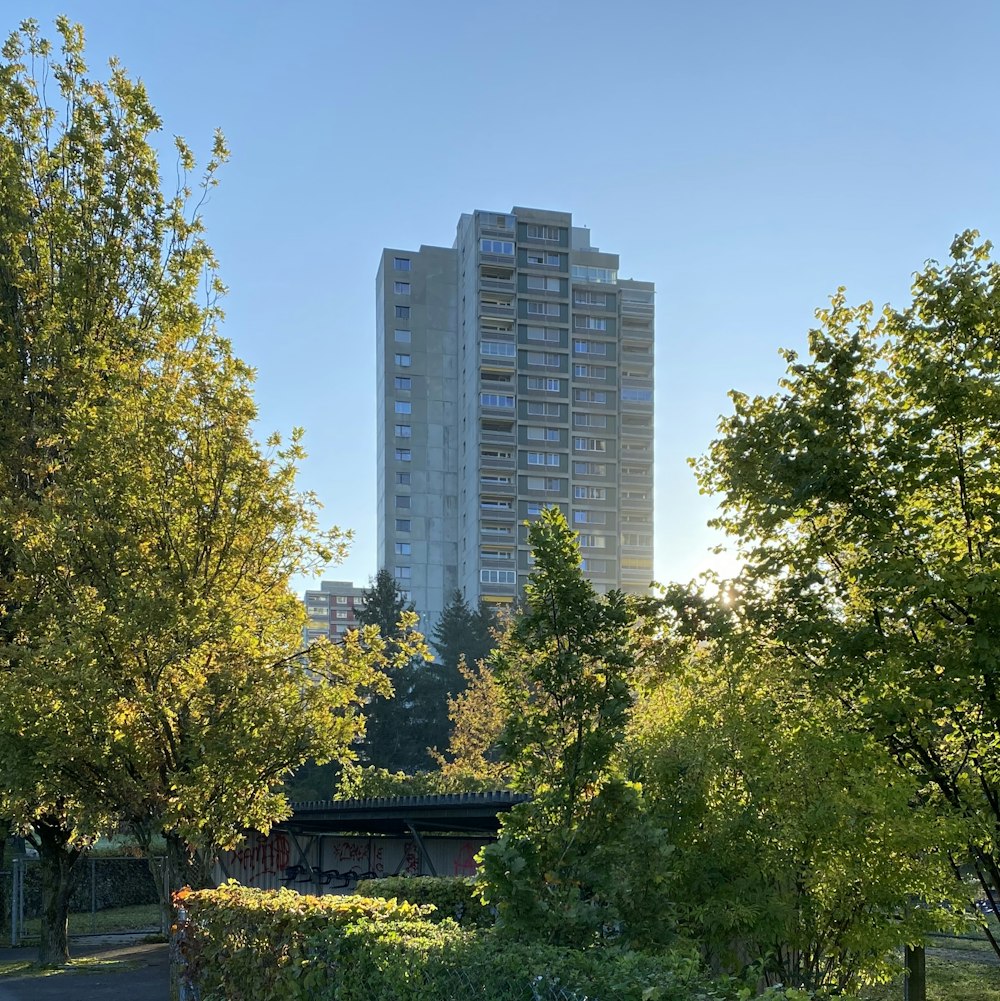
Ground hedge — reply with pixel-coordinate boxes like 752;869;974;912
356;875;493;927
177;882;846;1001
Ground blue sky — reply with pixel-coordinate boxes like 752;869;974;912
12;1;1000;592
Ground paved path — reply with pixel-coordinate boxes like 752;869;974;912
0;939;168;1001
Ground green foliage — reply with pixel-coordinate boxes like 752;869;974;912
695;231;1000;951
355;569;450;773
476;509;674;949
0;17;422;960
180;882;786;1001
356;875;494;927
431;589;496;676
430;656;513;790
630;592;966;993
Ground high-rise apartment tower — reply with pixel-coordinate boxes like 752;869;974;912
376;207;654;627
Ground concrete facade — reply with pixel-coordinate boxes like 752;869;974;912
377;207;654;627
303;579;366;643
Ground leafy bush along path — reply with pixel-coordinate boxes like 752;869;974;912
0;941;167;1001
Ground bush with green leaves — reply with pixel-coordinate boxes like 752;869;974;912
357;875;493;927
178;882;842;1001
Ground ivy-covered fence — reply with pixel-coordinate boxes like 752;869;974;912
174;881;833;1001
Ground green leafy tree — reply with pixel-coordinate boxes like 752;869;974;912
696;231;1000;956
476;508;673;949
430;657;511;791
355;570;447;772
630;586;964;992
0;19;419;963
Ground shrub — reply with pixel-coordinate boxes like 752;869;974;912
178;882;852;1001
356;875;493;927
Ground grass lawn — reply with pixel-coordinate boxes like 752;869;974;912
860;956;1000;1001
20;902;162;937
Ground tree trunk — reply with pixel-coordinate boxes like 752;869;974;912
164;832;217;898
33;815;82;966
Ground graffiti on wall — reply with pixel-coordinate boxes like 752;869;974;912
226;832;291;883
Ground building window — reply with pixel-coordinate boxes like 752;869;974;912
335;611;348;620
524;325;560;343
574;316;607;331
527;250;562;266
394;353;411;367
396;471;411;485
482;340;516;357
393;257;411;271
526;502;545;516
395;448;411;461
395;495;411;509
525;275;561;292
395;305;410;319
574;291;608;306
480;569;516;584
394;376;411;390
394;401;411;414
526;351;560;368
395;329;411;343
622;388;654;401
526;300;560;316
573;364;608;379
622;533;653;547
574;437;607;452
525;224;561;241
481;370;514;385
526;476;561;492
574;510;607;525
480;392;515;408
573;339;607;356
574;413;608;428
525;377;560;392
335;596;348;604
395;424;412;437
480;238;514;255
526;426;559;441
574;461;607;476
574;389;608;404
527;451;560;467
580;558;608;573
395;542;411;555
571;265;617;283
481;498;513;511
525;401;560;417
394;566;412;579
578;534;608;549
395;518;411;531
574;485;607;500
393;281;411;295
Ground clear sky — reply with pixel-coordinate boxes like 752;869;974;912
11;1;1000;593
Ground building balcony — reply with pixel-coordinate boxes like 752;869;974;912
480;303;516;318
480;277;515;293
481;428;516;445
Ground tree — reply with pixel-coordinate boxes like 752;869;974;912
430;657;511;791
696;231;1000;955
431;590;496;681
476;508;672;949
630;586;963;992
0;19;418;963
354;569;448;772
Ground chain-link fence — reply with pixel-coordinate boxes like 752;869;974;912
8;855;167;946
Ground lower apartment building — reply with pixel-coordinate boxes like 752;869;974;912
376;206;654;628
